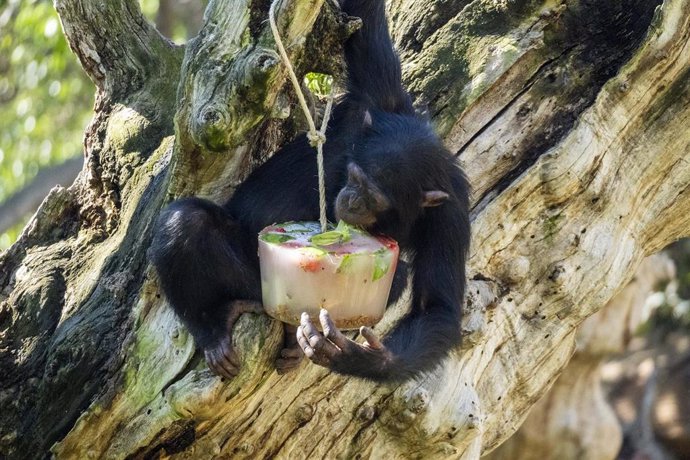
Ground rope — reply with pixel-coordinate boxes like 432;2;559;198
269;0;333;232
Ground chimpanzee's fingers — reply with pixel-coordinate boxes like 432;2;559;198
298;313;339;364
295;313;326;366
320;309;349;349
296;325;315;358
218;358;240;378
221;341;240;367
205;349;238;379
301;313;326;349
359;326;384;350
297;324;329;365
216;347;239;376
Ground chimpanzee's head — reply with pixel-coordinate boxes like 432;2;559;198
334;162;449;230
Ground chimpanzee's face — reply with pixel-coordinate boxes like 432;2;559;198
334;163;391;228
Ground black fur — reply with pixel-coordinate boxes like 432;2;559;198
150;0;470;382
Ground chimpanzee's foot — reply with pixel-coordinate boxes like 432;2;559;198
204;299;264;379
275;324;304;374
205;337;240;379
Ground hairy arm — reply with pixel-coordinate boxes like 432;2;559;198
341;0;413;113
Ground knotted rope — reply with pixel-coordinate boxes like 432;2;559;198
269;0;334;232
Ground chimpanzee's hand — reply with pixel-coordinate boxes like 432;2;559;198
204;336;240;379
204;300;263;379
296;309;393;377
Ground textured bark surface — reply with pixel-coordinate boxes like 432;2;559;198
487;254;676;460
1;0;690;458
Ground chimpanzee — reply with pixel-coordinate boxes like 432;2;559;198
150;0;470;382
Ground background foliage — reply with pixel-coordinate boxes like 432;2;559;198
0;0;93;249
0;0;203;251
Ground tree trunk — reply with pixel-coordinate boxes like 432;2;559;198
486;253;676;460
1;0;689;458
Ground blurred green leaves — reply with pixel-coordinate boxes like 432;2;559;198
304;72;334;99
0;0;209;251
0;0;95;250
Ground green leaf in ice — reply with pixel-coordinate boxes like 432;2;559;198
299;247;327;257
336;254;355;274
310;220;352;246
310;231;343;246
335;220;352;240
260;233;295;244
372;249;392;281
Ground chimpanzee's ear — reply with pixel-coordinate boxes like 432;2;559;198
421;190;449;207
362;110;373;128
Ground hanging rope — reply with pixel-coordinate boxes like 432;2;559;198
269;0;333;232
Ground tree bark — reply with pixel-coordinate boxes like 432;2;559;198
1;0;689;458
486;253;676;460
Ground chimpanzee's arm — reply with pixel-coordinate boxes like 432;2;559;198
341;0;413;114
376;180;470;380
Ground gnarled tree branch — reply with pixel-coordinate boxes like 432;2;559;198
169;0;331;199
54;0;179;96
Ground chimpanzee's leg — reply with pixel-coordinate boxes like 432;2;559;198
150;197;262;378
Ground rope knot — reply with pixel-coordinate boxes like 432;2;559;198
307;131;326;147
